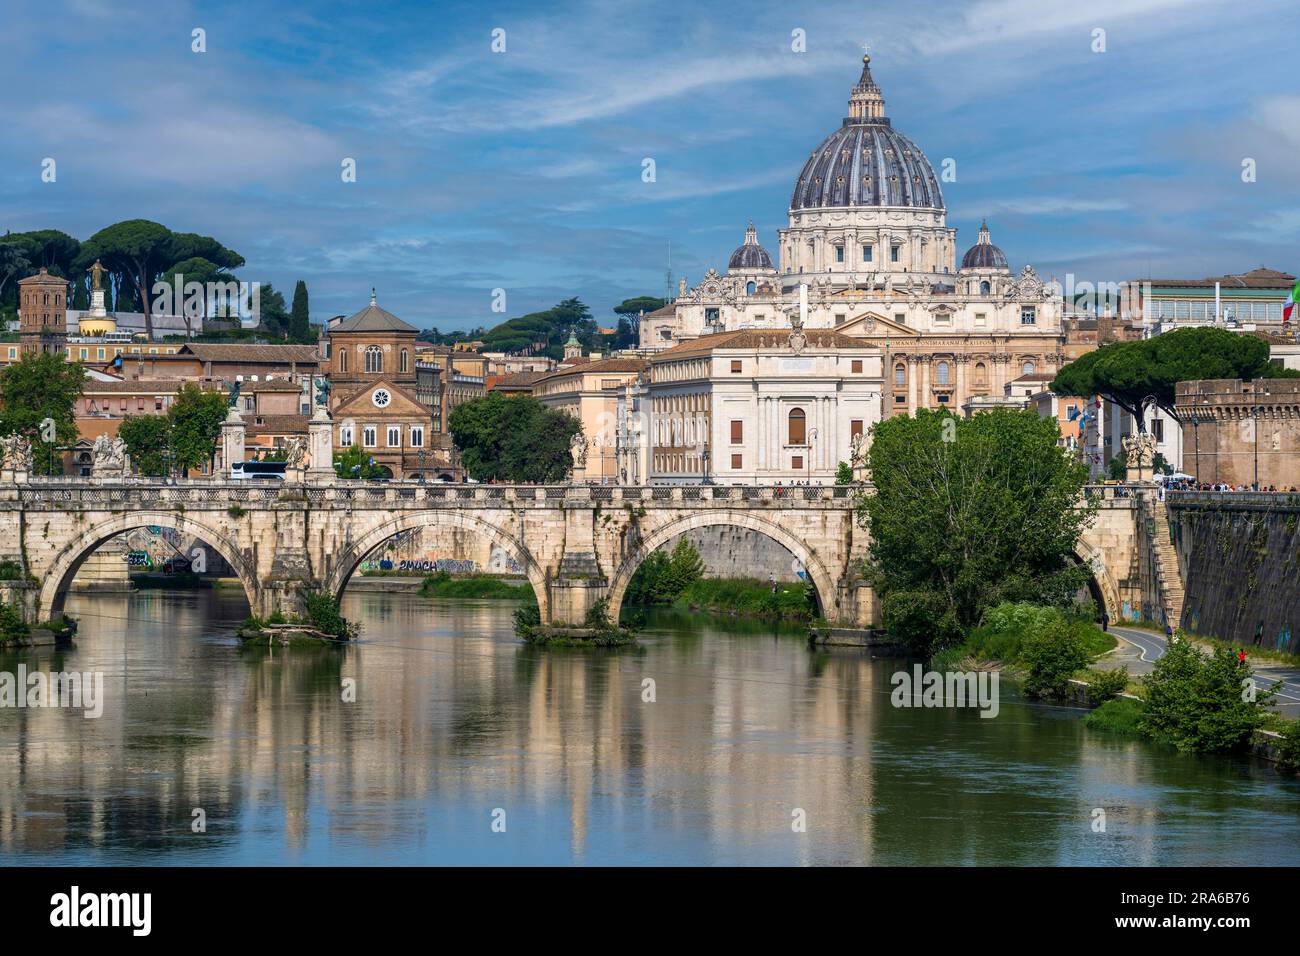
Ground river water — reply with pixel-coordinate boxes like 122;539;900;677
1;589;1299;866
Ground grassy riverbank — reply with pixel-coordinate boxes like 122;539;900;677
418;571;532;599
670;577;813;621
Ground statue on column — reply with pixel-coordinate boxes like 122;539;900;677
1;434;33;474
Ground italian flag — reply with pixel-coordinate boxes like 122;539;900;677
1287;278;1300;324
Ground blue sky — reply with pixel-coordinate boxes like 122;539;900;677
3;0;1298;330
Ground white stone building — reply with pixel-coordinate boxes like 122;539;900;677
646;328;882;484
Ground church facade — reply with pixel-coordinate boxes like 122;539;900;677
640;55;1068;419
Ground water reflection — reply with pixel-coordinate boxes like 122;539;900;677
0;592;1297;865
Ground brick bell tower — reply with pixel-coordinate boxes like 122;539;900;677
18;267;69;357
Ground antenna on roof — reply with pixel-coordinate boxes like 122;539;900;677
665;241;674;304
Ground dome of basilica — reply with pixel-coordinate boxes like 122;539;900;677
727;221;775;272
790;55;944;212
960;220;1009;271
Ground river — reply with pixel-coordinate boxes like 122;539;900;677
1;589;1299;866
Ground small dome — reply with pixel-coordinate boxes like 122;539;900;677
961;220;1009;271
727;221;775;272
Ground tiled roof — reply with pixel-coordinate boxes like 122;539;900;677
491;371;548;389
1147;268;1296;289
533;358;647;385
181;344;320;363
245;414;310;434
331;301;419;334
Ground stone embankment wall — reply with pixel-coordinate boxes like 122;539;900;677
1169;497;1300;651
664;527;807;582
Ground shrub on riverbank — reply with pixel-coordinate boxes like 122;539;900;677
624;539;704;606
1139;639;1277;753
1085;696;1144;737
927;602;1116;699
419;571;531;599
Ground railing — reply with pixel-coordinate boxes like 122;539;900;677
10;479;867;508
1166;490;1300;509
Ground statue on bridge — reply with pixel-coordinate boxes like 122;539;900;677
1;433;33;474
569;431;588;482
1121;432;1158;483
91;434;128;476
227;379;242;409
283;436;308;471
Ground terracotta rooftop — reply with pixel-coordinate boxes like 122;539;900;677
180;344;320;363
1146;268;1296;290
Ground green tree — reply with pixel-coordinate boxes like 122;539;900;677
289;280;311;343
1139;639;1277;753
835;461;854;484
254;283;290;337
76;220;243;340
449;392;581;482
1052;327;1296;432
333;444;388;479
118;414;171;476
1022;616;1092;697
861;408;1094;653
0;353;85;475
167;383;227;475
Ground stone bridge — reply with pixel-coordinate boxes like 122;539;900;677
0;479;1161;629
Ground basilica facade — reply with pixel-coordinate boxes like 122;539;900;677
640;55;1067;419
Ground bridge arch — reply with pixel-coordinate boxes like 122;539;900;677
40;511;258;620
605;510;840;624
325;510;549;621
1075;540;1121;619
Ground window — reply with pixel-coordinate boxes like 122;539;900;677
730;420;743;444
340;425;354;446
705;308;720;325
851;359;863;373
788;408;806;445
835;245;844;263
851;419;864;437
936;361;950;385
890;245;901;263
979;280;990;295
862;244;873;262
79;348;88;359
974;363;988;387
365;346;383;373
387;426;400;447
363;426;377;447
1153;419;1164;442
792;456;803;470
835;313;846;326
894;363;906;386
1022;361;1036;376
974;312;987;328
746;281;756;295
731;454;742;469
730;360;742;374
339;350;348;373
894;313;905;324
1020;306;1036;325
400;349;409;373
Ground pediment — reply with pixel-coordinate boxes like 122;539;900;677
837;310;919;338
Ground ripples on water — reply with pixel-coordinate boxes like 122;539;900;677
0;589;1298;866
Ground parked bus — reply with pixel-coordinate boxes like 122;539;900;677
231;461;287;481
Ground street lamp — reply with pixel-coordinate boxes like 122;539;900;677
701;445;711;485
1251;404;1264;490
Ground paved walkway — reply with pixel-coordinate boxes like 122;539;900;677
1101;625;1300;719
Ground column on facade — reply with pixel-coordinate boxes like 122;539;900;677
770;395;780;475
954;355;966;411
907;356;918;414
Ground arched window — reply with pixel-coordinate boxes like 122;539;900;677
365;346;383;373
746;281;756;295
974;362;988;387
894;363;906;386
339;349;348;373
400;348;408;373
979;280;990;296
1022;361;1036;376
936;361;951;385
788;408;806;445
